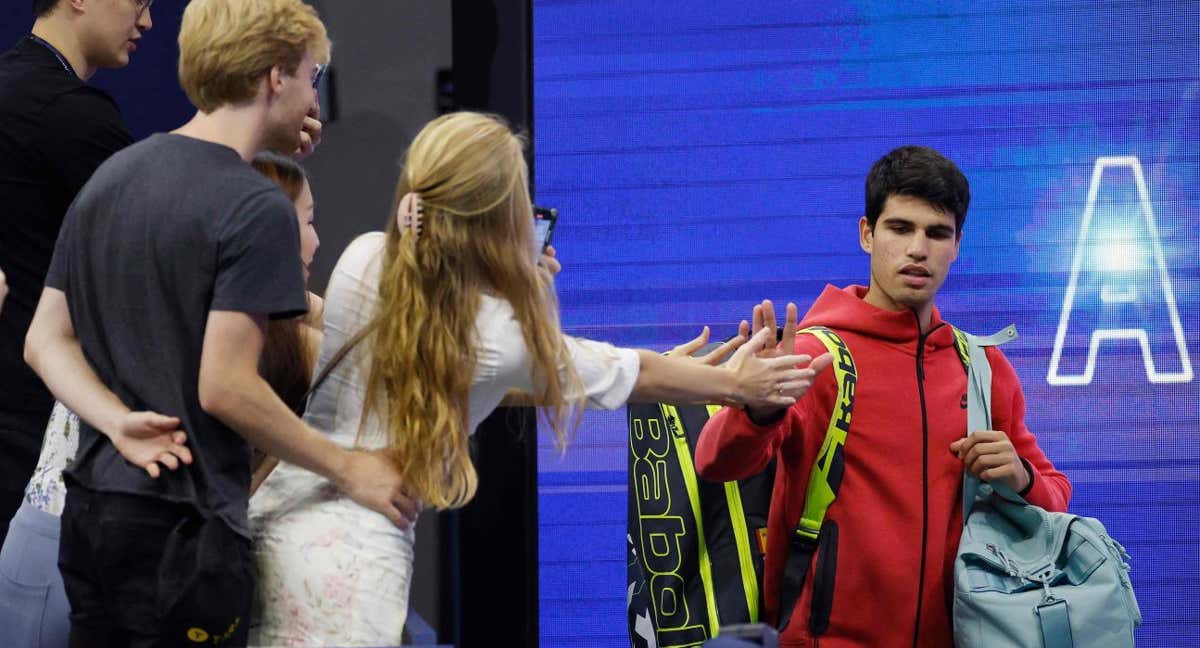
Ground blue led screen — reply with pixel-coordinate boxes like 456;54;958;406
533;2;1199;646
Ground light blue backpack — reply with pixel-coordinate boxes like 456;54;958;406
952;326;1141;648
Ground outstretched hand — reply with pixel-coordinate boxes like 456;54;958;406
666;321;751;366
110;412;192;479
725;326;833;412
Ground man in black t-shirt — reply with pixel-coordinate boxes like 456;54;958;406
24;1;415;645
0;0;150;543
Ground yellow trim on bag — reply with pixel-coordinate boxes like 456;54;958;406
795;327;857;541
662;403;721;636
706;403;760;622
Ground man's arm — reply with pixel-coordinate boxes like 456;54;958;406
200;310;419;527
0;266;7;316
950;346;1072;511
25;287;192;477
695;404;798;482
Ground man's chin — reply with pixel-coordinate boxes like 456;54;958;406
262;137;300;155
101;54;131;70
892;286;938;309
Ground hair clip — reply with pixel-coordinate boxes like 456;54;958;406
397;192;424;238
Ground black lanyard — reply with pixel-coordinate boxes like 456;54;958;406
27;34;77;78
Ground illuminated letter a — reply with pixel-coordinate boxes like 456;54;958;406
1047;156;1192;386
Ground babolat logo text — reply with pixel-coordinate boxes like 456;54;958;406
630;412;708;647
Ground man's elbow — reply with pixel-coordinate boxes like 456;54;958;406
198;372;238;419
23;325;49;375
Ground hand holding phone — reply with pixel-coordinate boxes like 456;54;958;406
533;206;558;252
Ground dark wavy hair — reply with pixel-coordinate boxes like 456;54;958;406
865;145;970;234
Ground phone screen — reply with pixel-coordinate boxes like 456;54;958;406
533;206;557;252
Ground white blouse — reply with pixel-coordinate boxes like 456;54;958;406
248;232;639;646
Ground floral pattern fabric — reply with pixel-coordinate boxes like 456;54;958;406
24;401;79;517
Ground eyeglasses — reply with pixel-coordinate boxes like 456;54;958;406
134;0;155;15
312;64;326;90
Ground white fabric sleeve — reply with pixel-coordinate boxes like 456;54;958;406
562;335;640;410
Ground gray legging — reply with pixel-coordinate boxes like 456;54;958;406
0;500;70;647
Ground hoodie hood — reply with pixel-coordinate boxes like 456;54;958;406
798;284;955;349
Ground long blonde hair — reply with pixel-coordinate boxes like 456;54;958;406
362;112;582;510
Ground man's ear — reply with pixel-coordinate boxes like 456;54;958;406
858;215;873;254
267;65;285;98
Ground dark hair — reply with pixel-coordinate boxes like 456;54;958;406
32;0;60;18
864;145;970;234
250;152;308;202
262;319;315;415
251;152;314;415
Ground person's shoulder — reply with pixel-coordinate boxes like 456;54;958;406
983;344;1020;381
209;158;292;211
48;83;122;114
340;232;387;268
793;326;845;356
328;232;387;286
36;84;127;138
346;231;387;256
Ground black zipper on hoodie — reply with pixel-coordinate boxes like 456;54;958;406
911;314;944;648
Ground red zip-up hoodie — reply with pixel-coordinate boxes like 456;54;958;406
696;285;1071;648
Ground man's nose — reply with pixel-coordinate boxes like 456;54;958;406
906;233;929;259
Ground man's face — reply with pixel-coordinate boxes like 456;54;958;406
81;0;153;69
860;194;961;313
263;50;320;154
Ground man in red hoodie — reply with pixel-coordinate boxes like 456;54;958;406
696;145;1071;648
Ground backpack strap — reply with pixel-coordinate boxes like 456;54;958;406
777;326;857;631
952;324;1022;518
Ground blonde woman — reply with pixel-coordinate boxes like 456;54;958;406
248;112;827;646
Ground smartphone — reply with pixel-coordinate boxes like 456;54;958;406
533;206;558;252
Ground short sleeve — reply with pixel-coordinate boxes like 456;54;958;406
563;336;640;410
44;199;79;291
39;88;134;194
211;187;308;319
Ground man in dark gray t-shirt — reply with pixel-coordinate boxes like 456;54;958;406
45;132;307;538
24;1;415;644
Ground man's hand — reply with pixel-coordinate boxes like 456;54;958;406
741;299;832;421
725;326;833;411
751;299;799;358
335;450;422;529
109;412;192;479
950;430;1031;493
0;266;7;316
294;105;323;159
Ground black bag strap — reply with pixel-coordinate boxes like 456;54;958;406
777;327;857;632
